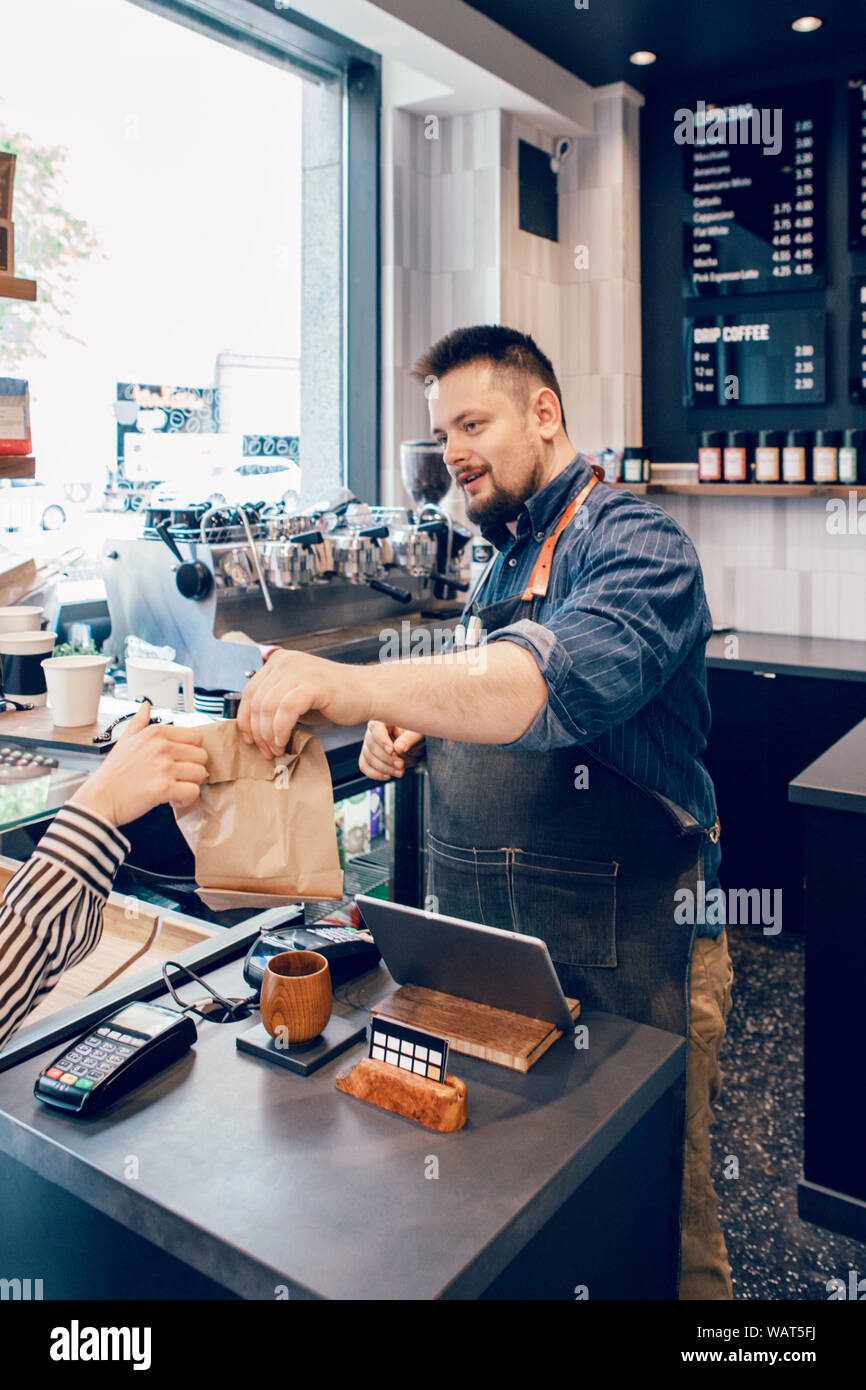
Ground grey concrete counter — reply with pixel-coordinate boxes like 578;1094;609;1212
706;630;866;682
789;717;866;816
0;954;685;1301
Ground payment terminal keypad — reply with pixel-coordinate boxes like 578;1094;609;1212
35;1002;197;1115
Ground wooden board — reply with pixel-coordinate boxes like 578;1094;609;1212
615;481;866;498
0;272;37;301
0;457;35;480
0;855;216;1025
376;982;581;1073
0;698;217;754
0;701;123;754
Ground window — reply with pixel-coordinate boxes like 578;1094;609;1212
0;0;379;549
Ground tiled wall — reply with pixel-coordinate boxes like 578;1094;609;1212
381;107;501;510
498;113;562;390
653;493;866;640
381;86;643;510
499;86;643;457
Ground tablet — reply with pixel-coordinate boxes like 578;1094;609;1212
354;895;574;1032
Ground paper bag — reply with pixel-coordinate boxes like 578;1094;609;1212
173;721;343;903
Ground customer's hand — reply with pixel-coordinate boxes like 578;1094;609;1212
359;722;425;781
68;703;208;827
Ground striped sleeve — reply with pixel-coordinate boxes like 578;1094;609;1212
0;804;130;1051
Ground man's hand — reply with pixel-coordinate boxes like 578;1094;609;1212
68;703;208;828
359;722;425;781
237;650;373;757
239;639;547;758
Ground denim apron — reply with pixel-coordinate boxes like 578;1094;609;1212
424;467;716;1289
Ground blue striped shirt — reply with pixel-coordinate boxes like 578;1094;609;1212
477;453;722;932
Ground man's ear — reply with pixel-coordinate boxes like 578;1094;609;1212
533;386;561;441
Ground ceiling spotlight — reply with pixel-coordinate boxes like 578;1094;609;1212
629;51;657;66
791;16;823;32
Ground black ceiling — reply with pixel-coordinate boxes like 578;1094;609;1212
465;0;866;95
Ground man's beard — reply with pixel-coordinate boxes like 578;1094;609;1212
465;464;541;528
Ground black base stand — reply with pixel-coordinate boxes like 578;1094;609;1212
236;1012;366;1076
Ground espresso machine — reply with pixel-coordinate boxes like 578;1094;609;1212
102;461;471;691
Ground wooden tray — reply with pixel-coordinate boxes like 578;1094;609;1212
376;982;581;1073
0;698;215;755
0;855;217;1024
0;699;138;754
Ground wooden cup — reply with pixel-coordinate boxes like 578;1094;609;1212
260;950;332;1045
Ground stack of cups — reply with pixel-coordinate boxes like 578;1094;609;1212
0;608;55;707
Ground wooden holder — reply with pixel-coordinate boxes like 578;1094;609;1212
0;219;13;276
376;983;581;1073
336;1057;467;1132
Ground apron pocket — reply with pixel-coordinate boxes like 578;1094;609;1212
426;832;509;927
509;849;618;968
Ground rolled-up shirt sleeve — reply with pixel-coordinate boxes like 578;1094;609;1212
486;512;711;751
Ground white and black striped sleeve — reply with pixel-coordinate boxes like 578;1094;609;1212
0;803;131;1051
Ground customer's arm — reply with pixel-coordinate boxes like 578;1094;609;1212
0;704;208;1050
0;803;131;1050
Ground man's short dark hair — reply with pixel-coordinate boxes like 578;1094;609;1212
412;324;567;432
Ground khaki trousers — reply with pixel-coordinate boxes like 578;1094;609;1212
678;929;735;1300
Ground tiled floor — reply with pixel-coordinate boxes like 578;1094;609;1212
714;926;866;1300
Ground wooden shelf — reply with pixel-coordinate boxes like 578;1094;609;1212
0;273;37;301
0;456;35;479
613;482;866;498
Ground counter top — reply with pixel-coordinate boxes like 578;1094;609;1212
789;717;866;816
0;954;684;1301
706;631;866;682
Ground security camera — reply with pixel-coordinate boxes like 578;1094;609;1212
550;137;574;174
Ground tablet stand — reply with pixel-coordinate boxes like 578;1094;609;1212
376;983;581;1073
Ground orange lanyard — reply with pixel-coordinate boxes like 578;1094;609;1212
521;464;603;600
465;463;604;615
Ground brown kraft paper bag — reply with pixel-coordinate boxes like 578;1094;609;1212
173;721;343;902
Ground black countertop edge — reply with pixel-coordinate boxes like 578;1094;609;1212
439;1035;686;1300
0;913;279;1075
0;1110;321;1301
788;717;866;816
707;631;866;682
0;1014;685;1301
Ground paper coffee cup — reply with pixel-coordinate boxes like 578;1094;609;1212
0;630;56;706
0;606;43;634
41;655;108;726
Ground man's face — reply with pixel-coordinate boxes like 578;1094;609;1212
428;364;547;527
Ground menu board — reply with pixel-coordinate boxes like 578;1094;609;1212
849;76;866;253
683;309;826;407
682;83;828;297
850;277;866;402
